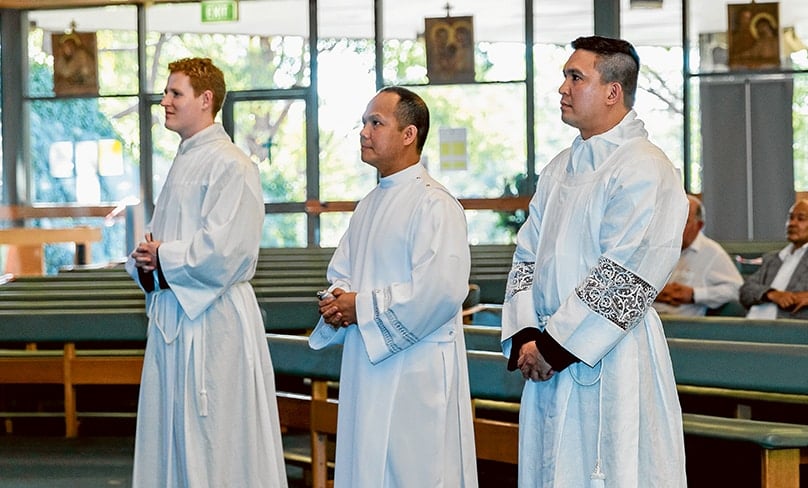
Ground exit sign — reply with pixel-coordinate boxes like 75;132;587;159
201;0;239;22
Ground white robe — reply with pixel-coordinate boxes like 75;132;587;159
502;112;688;487
309;163;478;488
126;124;288;488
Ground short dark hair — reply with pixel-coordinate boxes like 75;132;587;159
379;86;430;153
571;36;639;108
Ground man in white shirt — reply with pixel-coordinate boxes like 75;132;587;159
741;199;808;319
654;195;743;316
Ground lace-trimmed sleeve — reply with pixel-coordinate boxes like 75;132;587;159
505;261;535;302
575;256;657;330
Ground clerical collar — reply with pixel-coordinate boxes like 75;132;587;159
379;163;423;188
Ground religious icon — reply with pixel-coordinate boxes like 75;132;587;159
425;16;475;84
727;2;780;69
52;30;99;96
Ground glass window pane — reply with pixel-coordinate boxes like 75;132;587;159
621;0;681;48
231;99;308;203
320;212;352;248
318;0;378;203
413;84;527;199
467;209;521;245
686;0;808;195
151;103;177;203
383;0;525;85
623;0;685;176
533;3;593;175
533;43;580;173
30;97;140;204
795;76;808;192
145;0;310;92
316;80;378;203
27;6;138;97
262;213;306;248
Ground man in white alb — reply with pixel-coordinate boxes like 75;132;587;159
127;57;287;488
501;36;688;487
309;86;478;488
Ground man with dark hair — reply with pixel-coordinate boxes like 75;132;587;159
310;86;478;487
128;57;288;487
501;36;688;486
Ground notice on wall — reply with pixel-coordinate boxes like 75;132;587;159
439;127;468;171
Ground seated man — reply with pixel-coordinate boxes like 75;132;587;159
654;195;743;316
741;199;808;319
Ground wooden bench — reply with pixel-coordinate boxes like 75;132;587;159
267;328;808;487
662;315;808;345
669;338;808;487
265;332;525;488
0;271;323;436
0;308;147;437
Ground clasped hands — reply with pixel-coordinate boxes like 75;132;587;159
131;233;161;272
766;289;808;314
655;282;694;306
319;288;357;328
517;341;555;382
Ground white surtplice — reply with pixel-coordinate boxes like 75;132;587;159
126;124;288;488
309;163;478;488
502;112;689;487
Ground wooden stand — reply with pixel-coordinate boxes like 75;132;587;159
0;227;102;275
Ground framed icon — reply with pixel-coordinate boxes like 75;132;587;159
727;2;780;69
425;16;475;84
52;31;99;96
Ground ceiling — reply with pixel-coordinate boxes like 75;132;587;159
22;0;808;48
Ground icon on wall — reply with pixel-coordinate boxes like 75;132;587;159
727;2;780;69
425;16;474;84
52;29;99;96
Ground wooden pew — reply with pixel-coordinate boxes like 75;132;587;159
462;325;501;352
0;268;323;436
669;338;808;487
0;243;513;440
662;315;808;345
267;333;341;486
465;324;808;486
466;310;808;347
267;330;808;488
265;332;525;487
0;308;147;437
